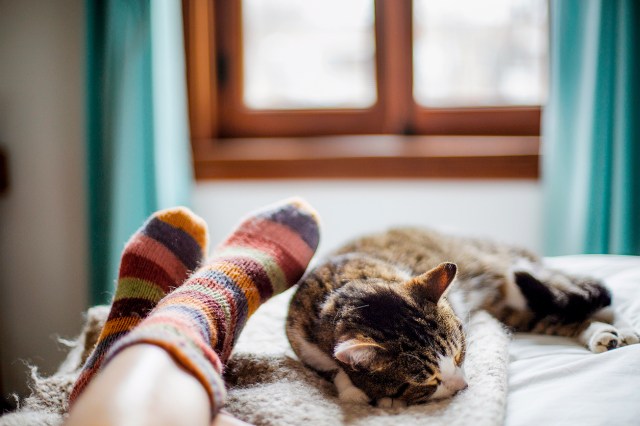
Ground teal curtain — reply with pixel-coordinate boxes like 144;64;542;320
543;0;640;256
86;0;193;305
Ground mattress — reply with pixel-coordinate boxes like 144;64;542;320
2;255;637;426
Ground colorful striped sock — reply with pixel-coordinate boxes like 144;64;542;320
68;207;209;405
103;198;321;417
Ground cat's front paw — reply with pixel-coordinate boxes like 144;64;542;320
579;321;629;353
618;328;640;346
339;386;370;405
588;327;620;353
376;398;407;409
581;319;640;352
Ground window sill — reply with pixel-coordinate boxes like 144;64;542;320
191;135;539;180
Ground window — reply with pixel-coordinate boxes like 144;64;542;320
413;0;547;108
242;0;377;110
182;0;547;179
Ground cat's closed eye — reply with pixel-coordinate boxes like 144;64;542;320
401;382;439;404
390;383;410;398
425;376;441;386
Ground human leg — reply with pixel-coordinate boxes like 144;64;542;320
69;207;209;404
67;198;320;424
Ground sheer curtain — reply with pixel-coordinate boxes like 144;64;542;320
86;0;193;304
543;0;640;256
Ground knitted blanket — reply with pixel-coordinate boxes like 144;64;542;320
0;289;510;426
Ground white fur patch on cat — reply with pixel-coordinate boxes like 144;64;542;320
506;258;534;310
431;355;468;400
504;278;528;310
592;306;615;323
334;369;370;404
580;321;621;353
288;329;338;371
618;329;640;346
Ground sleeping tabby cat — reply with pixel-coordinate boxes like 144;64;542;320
286;228;639;408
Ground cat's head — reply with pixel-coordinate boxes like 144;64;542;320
331;262;467;405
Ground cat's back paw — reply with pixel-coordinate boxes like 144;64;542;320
376;398;407;409
590;330;619;353
581;321;640;353
618;328;640;346
581;322;621;353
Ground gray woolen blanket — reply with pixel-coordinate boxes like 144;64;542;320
0;288;510;426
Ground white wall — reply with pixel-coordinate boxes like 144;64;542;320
194;180;542;259
0;0;87;401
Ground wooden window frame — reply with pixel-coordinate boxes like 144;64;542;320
182;0;541;179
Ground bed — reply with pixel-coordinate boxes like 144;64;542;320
1;255;638;426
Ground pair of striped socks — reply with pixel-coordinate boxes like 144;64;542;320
69;199;320;417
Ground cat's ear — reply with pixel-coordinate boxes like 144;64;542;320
334;338;383;369
405;262;457;304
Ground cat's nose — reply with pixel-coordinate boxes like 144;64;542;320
450;377;468;392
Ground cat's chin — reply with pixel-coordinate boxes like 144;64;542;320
429;385;467;401
428;395;455;402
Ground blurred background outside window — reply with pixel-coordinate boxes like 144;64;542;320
241;0;548;111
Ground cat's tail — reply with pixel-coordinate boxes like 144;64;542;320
513;269;611;326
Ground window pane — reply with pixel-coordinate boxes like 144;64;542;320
242;0;376;110
413;0;548;107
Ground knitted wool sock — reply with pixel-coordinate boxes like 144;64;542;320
69;207;209;405
103;198;320;417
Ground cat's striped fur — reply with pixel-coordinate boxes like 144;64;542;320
286;227;639;407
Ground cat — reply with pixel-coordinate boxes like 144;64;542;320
286;227;639;408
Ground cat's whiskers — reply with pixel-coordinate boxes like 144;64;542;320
410;371;426;384
401;352;425;365
345;304;370;312
401;353;432;382
333;304;370;324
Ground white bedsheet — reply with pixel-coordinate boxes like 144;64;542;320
506;255;640;426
